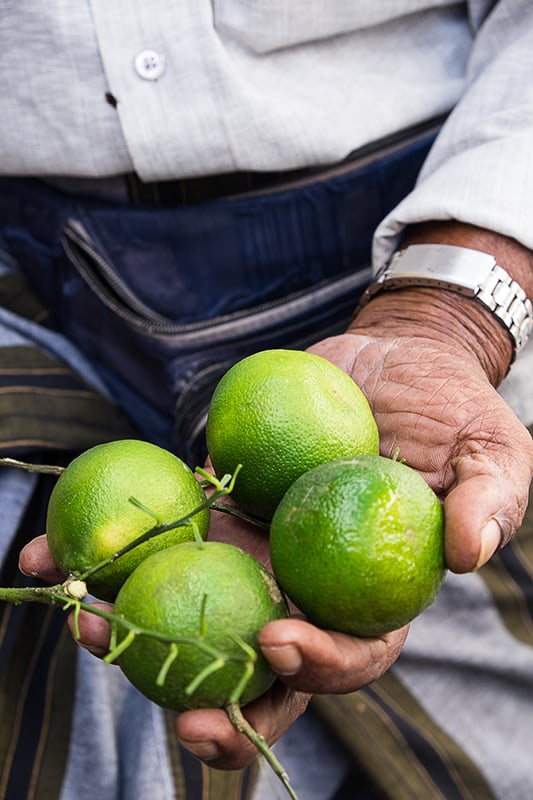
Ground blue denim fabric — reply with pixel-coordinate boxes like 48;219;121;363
0;127;435;468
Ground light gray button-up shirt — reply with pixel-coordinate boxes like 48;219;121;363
1;1;533;405
1;1;471;180
2;2;533;258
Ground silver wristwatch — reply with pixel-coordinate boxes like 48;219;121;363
360;243;533;360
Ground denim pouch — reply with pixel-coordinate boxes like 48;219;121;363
0;123;437;467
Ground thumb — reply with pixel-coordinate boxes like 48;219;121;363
444;451;532;573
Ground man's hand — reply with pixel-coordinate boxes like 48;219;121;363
19;309;532;768
323;311;533;573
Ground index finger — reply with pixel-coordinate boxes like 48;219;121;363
258;618;408;694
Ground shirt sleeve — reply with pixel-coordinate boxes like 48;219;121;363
372;0;533;269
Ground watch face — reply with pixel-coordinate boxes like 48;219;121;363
385;244;495;294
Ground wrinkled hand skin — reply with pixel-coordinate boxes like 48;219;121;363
312;333;533;573
336;295;533;575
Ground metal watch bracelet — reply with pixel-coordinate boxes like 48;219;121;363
359;243;533;360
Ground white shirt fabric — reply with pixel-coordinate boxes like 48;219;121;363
1;1;532;254
2;1;472;180
2;1;533;415
373;0;533;262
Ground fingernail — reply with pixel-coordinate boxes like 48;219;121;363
19;567;38;577
179;739;220;762
260;643;302;676
475;519;502;569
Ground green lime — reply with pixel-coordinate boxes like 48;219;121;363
113;541;289;711
270;455;446;637
206;349;379;520
46;439;209;601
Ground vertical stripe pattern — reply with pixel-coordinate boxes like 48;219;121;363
0;477;76;800
0;270;137;797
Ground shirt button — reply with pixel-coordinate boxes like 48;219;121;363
133;49;166;81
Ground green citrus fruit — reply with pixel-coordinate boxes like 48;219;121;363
113;541;289;711
206;349;379;520
46;439;209;601
270;455;446;637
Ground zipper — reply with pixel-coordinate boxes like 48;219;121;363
62;219;170;324
60;114;443;345
173;359;234;462
61;218;372;345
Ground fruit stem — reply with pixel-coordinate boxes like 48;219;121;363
209;501;270;530
0;584;71;607
185;657;226;696
127;497;161;524
0;582;297;797
156;643;179;687
76;467;242;582
104;629;136;663
228;659;255;705
199;593;208;635
0;584;251;666
225;703;299;800
392;447;406;464
0;456;64;475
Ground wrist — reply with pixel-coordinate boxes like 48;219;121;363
350;285;513;387
354;222;533;385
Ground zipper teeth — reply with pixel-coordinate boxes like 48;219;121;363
174;360;234;425
62;222;372;340
63;224;169;323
